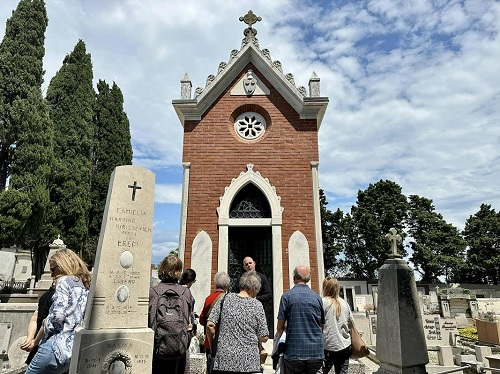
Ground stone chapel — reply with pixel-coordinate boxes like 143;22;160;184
172;11;329;326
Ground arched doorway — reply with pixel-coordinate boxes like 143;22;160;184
227;183;274;330
217;164;283;331
229;226;273;330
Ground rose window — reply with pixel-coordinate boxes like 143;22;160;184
234;112;266;140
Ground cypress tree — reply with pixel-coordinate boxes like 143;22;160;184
85;80;132;265
2;87;54;254
0;0;47;189
43;40;94;258
0;0;51;254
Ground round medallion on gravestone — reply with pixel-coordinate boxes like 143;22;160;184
102;350;132;374
119;251;134;269
7;336;29;369
116;285;129;303
108;359;126;374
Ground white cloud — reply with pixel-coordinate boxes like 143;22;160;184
2;0;499;253
154;184;182;204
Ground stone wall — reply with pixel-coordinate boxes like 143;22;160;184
0;303;36;355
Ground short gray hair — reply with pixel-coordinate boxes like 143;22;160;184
214;271;231;290
239;270;261;293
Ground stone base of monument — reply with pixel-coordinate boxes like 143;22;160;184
69;327;154;374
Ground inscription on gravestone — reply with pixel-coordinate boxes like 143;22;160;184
84;173;153;329
70;166;155;374
423;315;442;343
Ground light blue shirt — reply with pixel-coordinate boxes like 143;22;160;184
43;275;89;365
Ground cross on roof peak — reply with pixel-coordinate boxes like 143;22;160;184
239;10;262;29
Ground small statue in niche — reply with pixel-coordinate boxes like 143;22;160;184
244;69;257;95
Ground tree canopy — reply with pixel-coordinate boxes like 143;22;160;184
407;195;466;283
0;2;134;275
462;204;500;285
341;180;408;278
321;181;495;284
0;0;52;253
85;80;133;264
0;0;48;189
41;40;94;261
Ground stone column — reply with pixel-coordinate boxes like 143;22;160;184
375;228;428;374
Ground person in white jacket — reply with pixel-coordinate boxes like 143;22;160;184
322;277;353;374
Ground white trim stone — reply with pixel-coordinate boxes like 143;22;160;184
179;162;191;262
217;164;283;323
311;161;325;291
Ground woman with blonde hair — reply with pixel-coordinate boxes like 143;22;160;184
322;277;352;374
25;248;91;374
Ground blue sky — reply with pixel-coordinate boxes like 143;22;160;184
1;0;499;266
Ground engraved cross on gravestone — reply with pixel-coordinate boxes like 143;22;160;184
128;181;141;201
385;227;402;258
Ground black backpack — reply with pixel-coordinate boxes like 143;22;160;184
151;286;191;360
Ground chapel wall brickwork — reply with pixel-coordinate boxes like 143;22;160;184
182;63;321;292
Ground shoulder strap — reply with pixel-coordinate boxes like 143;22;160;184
207;292;225;321
211;293;227;356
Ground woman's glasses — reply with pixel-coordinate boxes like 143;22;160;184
50;265;59;275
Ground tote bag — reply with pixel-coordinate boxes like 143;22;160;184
350;322;370;358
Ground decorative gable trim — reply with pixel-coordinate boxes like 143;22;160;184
173;27;328;128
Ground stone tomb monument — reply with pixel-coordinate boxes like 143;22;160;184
375;228;428;374
70;166;155;374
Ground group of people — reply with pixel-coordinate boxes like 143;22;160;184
152;254;354;374
19;250;354;374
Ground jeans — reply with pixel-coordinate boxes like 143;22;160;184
25;337;69;374
284;359;323;374
323;345;352;374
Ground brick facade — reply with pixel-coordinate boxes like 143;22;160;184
182;63;321;291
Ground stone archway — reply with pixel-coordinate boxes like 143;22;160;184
217;164;283;324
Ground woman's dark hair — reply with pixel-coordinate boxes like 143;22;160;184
179;268;196;285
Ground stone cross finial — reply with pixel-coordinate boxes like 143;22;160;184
385;227;401;257
239;10;261;28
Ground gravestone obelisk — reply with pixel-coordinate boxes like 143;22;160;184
70;166;155;374
375;228;428;374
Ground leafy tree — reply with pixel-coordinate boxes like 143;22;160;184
85;80;132;265
407;195;466;283
169;249;179;257
42;40;94;260
343;180;408;278
320;189;345;276
0;0;48;190
0;189;31;245
462;204;500;284
3;88;53;252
